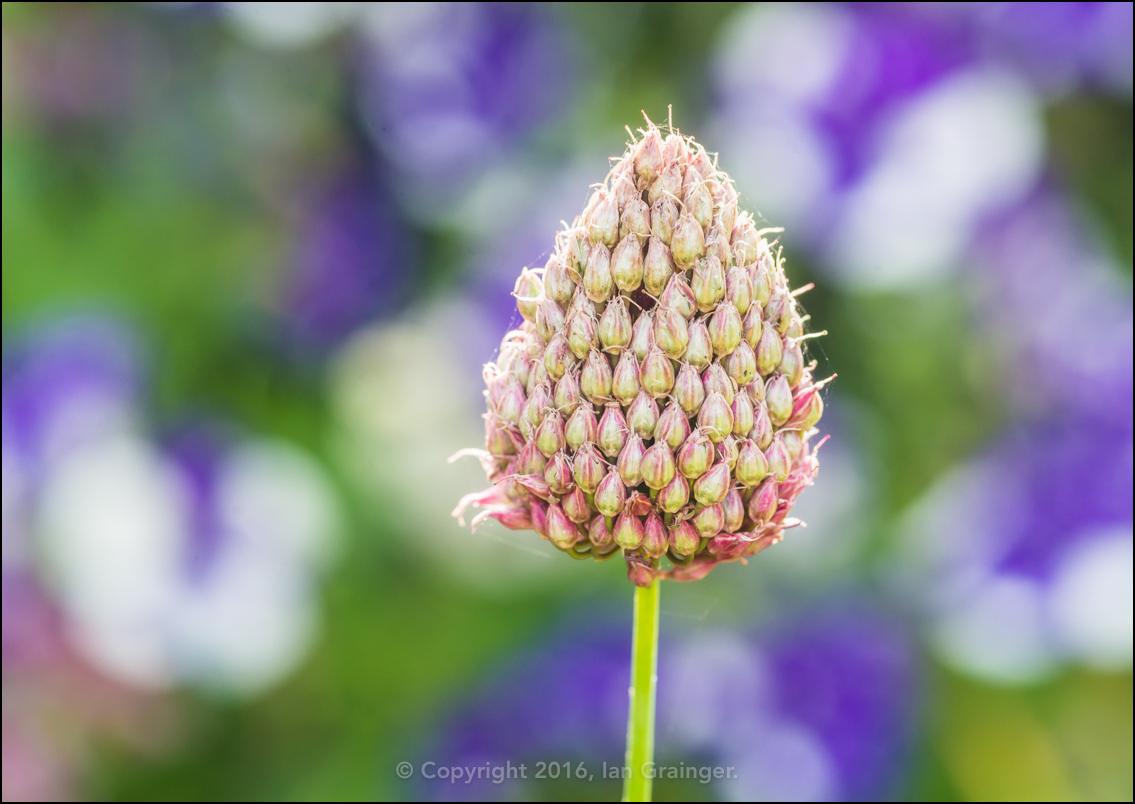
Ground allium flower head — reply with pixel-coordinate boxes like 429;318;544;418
453;118;828;586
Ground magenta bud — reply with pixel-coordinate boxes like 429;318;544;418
723;340;757;387
765;434;791;481
707;302;742;356
574;443;606;493
669;519;700;555
634;128;663;184
659;273;697;320
697;391;734;443
544;452;574;495
544;255;575;304
598;404;629;458
535;411;566;457
748;477;779;524
778;338;804;388
671;212;706;266
617;434;646;486
643;511;669;558
620;197;652;241
564;401;597;450
731;223;759;265
702;362;735;405
651;196;678;245
614;511;645;550
630;310;655;362
692;255;726;313
781;429;804;462
675;363;706;416
683;319;713;369
589;514;615;550
641;441;677;491
612;350;641;405
742;304;763;350
627;390;660;439
583;242;614;302
731;388;755;436
598;296;632;352
580;350;613;403
546;503;579;550
562;486;592;524
677;430;715;479
693;461;731;506
639;347;676;397
657;472;690;513
692;503;725;539
611;233;644;293
643;236;675;297
765;374;793;426
626;554;657;588
517;440;548;476
734;438;768;486
588;191;619;248
514;268;543;323
654;306;690;360
725;265;753;315
536;298;566;344
594;469;627;517
553;369;580;417
567;312;598;361
750;401;774;450
722;488;745;533
655;400;692;451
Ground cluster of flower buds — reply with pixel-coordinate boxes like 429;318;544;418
453;119;828;586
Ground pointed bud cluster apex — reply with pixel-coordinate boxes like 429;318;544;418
453;117;827;586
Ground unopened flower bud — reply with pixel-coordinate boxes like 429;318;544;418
635;128;663;185
655;400;691;451
588;191;619;248
626;490;652;517
617;434;646;486
598;296;633;352
742;304;763;350
750;401;773;450
669;519;700;555
627;390;660;439
697;391;734;443
781;429;803;462
734;438;768;486
764;286;790;334
612;350;641;405
620;197;652;241
584;242;614;302
564;402;597;450
573;442;606;493
702;362;735;406
567;312;598;360
643;511;669;558
535;412;566;457
675;363;706;416
719;434;739;470
651;196;678;245
765;434;791;481
722;488;745;533
659;273;696;320
517;440;547;476
648;160;683;206
611;233;644;293
614;511;645;550
654;306;689;359
692;255;726;313
543;332;574;381
545;452;574;495
692;503;724;538
802;392;824;431
747;477;778;524
683;319;713;369
594;469;627;518
486;418;519;456
719;185;738;236
755;324;783;376
580;350;613;403
746;374;765;403
544;255;575;304
677;430;714;479
589;514;615;550
536;298;565;344
598;403;629;458
765;374;793;426
514;268;543;322
514;351;533;390
731;222;759;265
562;486;592;523
640;347;675;397
641;441;676;490
546;503;578;550
657;472;690;513
778;338;804;388
554;371;581;417
731;388;755;436
693;461;731;506
704;224;732;270
708;302;742;356
496;377;526;425
725;265;753;315
630;310;654;362
626;553;656;588
685;181;713;231
643;236;674;297
723;340;757;387
671;212;706;266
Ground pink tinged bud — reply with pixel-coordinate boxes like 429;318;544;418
573;443;606;493
692;255;726;313
613;168;638;210
719;196;737;240
735;438;768;486
626;490;652;517
567;312;599;360
544;256;575;305
589;514;616;550
639;348;675;397
611;233;644;293
651;196;678;245
731;388;756;437
580;350;613;403
764;287;789;334
683;319;713;369
530;498;549;538
669;519;700;555
702;362;735;405
765;434;791;481
630;311;654;362
565;228;588;280
802;393;824;431
641;441;676;490
722;488;745;533
719;434;739;470
515;473;553;500
693;461;731;506
723;340;757;387
643;237;675;297
765;374;793;426
731;224;759;265
547;503;579;550
620;197;652;241
543;332;575;381
671;212;706;266
659;273;697;320
746;374;766;404
588;191;619;248
655;400;692;451
725;266;753;315
692;503;725;539
697;391;734;443
663;132;687;163
653;306;689;360
705;225;732;270
517;440;548;475
708;302;742;356
627;390;660;439
781;429;803;463
677;430;714;479
750;401;774;450
617;434;646;486
657;472;690;513
544;452;574;495
750;261;771;307
756;324;784;376
675;363;706;416
583;242;614;302
562;486;592;524
614;511;645;550
525;381;553;430
612;350;641;406
485;419;518;456
748;478;779;524
514;268;543;322
742;304;764;350
598;296;633;352
647;160;682;206
554;371;581;418
778;338;804;388
598;403;629;458
535;412;566;457
626;554;657;588
497;378;526;425
681;165;702;197
594;469;627;518
526;355;549;395
685;181;713;230
635;128;663;183
536;298;565;344
514;352;532;389
643;511;669;558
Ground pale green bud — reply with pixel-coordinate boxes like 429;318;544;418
657;472;690;513
611;350;641;406
655;400;691;452
597;404;630;458
620;197;651;241
669;519;700;555
750;401;773;450
731;388;755;436
677;429;714;479
671;212;706;266
588;191;619;248
750;260;771;308
778;338;804;388
583;242;613;302
693;461;731;506
641;441;676;490
562;486;592;524
742;303;763;350
697;391;734;443
567;311;598;360
734;438;768;486
660;273;697;320
692;255;726;313
707;301;742;357
731;222;759;265
536;298;565;344
617;434;645;486
627;389;660;439
651;196;678;245
654;306;689;360
580;350;613;403
544;451;574;495
514;268;543;323
634;128;663;185
781;429;803;463
543;331;574;381
755;323;783;376
611;233;644;293
722;488;745;533
553;370;580;417
524;381;553;431
614;511;645;550
573;442;606;493
517;440;547;477
544;255;575;305
630;310;655;362
674;363;706;417
598;295;632;351
723;340;757;387
718;435;739;471
764;434;791;481
747;477;778;524
765;374;793;426
692;503;724;538
702;362;735;406
802;392;824;431
647;160;682;206
643;236;674;297
639;347;675;397
564;402;598;450
683;319;713;369
594;469;627;518
685;180;713;230
588;513;615;550
546;502;579;550
535;412;566;457
725;265;753;315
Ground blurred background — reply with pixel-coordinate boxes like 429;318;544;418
2;2;1131;801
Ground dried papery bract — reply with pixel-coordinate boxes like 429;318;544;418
453;117;826;586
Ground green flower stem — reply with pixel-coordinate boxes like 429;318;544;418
622;579;660;802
